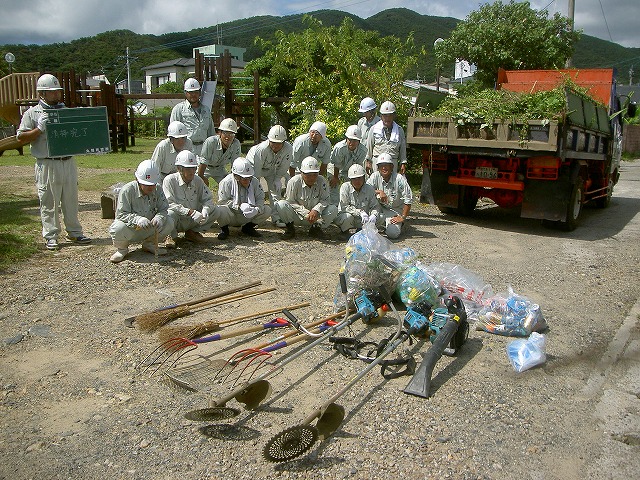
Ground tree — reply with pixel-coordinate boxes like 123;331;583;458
245;16;422;140
435;1;581;88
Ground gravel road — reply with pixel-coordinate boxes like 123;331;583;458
1;161;639;480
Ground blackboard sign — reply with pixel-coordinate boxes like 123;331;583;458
45;106;111;157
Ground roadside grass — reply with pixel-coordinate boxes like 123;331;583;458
0;193;40;271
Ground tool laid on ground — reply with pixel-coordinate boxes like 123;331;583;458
261;295;468;462
403;296;469;398
123;281;262;328
165;311;345;392
188;289;388;421
135;286;276;332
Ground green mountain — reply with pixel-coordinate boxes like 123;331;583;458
1;8;637;86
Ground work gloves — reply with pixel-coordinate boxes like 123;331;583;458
191;210;204;225
359;211;369;224
37;112;49;132
240;203;259;219
201;206;211;223
136;217;151;229
368;213;378;225
151;215;164;231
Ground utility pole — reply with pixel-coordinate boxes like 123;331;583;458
630;66;634;86
126;47;131;94
565;0;575;68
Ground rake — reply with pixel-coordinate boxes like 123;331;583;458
135;286;276;332
165;311;345;392
123;281;262;328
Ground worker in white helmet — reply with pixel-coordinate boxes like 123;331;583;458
356;97;380;143
328;125;367;205
16;73;91;251
334;164;380;240
365;100;408;176
170;78;214;155
366;153;412;239
197;117;242;187
246;125;293;227
108;159;174;263
275;157;337;240
216;157;272;239
151;121;194;182
162;150;220;246
290;121;331;178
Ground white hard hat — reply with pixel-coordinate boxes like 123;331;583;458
184;78;201;91
380;101;396;114
167;121;188;138
300;156;321;174
175;150;198;168
358;97;376;113
268;125;287;143
36;74;63;91
376;153;394;165
348;164;366;179
218;118;238;133
231;157;254;177
309;121;327;138
345;125;361;141
135;159;160;185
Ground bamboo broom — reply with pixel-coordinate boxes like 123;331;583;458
136;286;276;332
156;302;311;344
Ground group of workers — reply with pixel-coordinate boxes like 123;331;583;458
17;75;413;264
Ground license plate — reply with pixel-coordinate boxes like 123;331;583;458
475;167;498;179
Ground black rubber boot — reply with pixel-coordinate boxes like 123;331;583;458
282;223;296;240
241;222;262;237
217;225;230;240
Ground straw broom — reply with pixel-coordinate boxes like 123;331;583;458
124;281;262;327
136;286;276;332
156;302;311;344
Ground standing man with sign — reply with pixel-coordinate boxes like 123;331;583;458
170;78;214;155
16;74;91;251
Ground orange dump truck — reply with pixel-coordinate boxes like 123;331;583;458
407;68;625;230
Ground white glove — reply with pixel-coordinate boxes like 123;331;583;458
368;213;378;224
191;210;204;224
151;215;164;231
37;112;49;132
240;203;252;214
359;211;369;224
243;206;259;219
136;217;151;229
201;206;211;222
274;178;282;193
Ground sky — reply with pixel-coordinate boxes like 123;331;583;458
0;0;638;49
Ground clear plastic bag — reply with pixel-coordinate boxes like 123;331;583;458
395;262;440;308
476;286;547;337
507;332;547;372
426;262;494;308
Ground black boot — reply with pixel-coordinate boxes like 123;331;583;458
309;224;327;240
217;225;229;240
241;222;262;237
282;223;296;240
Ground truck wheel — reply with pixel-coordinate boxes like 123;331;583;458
561;178;584;231
595;176;613;208
453;186;478;216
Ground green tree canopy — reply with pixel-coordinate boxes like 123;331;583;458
246;15;422;140
436;1;581;88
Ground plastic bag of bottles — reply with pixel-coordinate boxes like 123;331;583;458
425;262;494;309
507;332;547;372
475;286;547;337
395;262;440;308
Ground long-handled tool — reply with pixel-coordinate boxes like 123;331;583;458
124;281;262;328
165;312;344;392
196;290;387;421
262;299;438;462
136;286;276;332
157;302;310;343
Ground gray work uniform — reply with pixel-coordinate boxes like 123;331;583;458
247;140;293;222
217;173;272;227
274;174;337;228
367;171;413;238
199;135;241;184
17;100;85;242
328;139;368;204
109;181;174;244
162;172;220;237
335;182;380;233
151;137;194;182
170;101;214;155
357;114;380;144
365;120;408;172
291;133;332;173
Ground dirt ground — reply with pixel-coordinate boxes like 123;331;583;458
0;162;639;480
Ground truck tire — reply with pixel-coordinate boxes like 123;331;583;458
560;177;584;231
457;186;478;216
594;176;613;208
